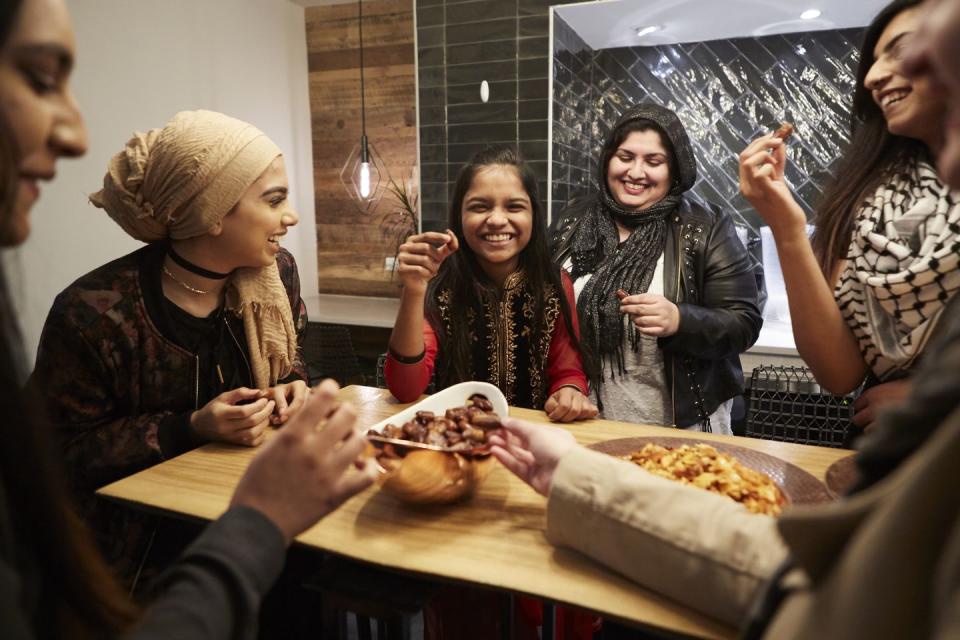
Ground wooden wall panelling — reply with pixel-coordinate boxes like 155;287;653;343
307;0;417;297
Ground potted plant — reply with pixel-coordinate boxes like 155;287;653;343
380;168;419;276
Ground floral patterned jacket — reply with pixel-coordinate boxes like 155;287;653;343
29;243;307;580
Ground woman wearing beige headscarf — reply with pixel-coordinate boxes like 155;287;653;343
30;110;309;583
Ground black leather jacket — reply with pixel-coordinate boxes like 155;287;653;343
550;196;763;427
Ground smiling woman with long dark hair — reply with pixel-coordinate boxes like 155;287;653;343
385;145;597;423
740;0;959;436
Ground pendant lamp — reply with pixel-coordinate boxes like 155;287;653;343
340;0;388;213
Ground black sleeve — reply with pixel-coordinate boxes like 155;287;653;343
126;506;286;640
659;210;763;360
157;412;204;459
31;301;170;493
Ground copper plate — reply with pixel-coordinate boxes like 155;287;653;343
824;454;859;498
588;437;833;507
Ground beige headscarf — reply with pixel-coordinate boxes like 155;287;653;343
90;110;297;389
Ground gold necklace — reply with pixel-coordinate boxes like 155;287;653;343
162;265;210;295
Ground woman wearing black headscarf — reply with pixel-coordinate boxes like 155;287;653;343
551;104;762;433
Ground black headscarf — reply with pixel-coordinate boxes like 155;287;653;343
571;104;698;376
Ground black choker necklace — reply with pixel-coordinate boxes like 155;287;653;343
167;245;231;280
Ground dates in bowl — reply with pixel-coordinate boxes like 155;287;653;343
364;381;508;504
370;394;501;452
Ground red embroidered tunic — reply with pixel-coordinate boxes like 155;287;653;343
386;269;588;406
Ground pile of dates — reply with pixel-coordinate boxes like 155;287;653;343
370;394;501;451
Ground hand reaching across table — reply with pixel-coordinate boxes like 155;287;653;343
488;417;578;496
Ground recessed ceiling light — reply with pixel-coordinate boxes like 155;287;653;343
636;25;660;38
800;9;822;20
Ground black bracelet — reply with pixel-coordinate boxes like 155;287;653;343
388;346;426;365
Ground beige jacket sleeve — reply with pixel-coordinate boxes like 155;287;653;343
545;446;787;626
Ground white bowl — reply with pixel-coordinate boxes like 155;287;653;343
367;382;507;504
367;381;509;436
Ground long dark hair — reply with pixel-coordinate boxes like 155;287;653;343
0;0;21;222
811;0;928;277
0;1;138;635
425;145;593;398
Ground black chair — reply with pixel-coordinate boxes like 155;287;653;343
375;351;388;389
302;322;364;386
303;557;435;640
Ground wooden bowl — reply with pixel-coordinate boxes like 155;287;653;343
378;450;496;504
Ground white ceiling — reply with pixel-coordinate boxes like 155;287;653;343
555;0;890;49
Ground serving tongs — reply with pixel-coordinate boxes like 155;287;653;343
366;413;502;456
366;433;493;456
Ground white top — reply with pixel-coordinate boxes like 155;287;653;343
568;254;732;434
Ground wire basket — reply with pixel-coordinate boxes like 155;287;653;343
745;365;854;448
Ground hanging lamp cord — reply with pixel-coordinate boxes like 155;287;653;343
358;0;366;136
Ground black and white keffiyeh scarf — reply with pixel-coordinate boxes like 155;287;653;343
835;157;960;380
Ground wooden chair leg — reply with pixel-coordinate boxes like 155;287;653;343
377;612;412;640
502;594;514;640
357;613;373;640
542;603;556;640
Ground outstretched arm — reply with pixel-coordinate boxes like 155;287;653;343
739;134;866;393
490;418;786;627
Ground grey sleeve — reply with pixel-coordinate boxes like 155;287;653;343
126;506;287;640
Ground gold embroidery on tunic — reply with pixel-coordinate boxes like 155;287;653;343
466;306;477;344
483;271;525;404
439;274;563;408
529;284;559;407
437;289;453;336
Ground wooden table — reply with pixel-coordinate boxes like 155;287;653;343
99;385;852;639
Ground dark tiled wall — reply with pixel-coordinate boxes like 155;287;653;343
552;14;866;231
552;16;596;214
417;0;558;230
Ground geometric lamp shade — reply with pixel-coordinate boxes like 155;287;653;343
339;136;390;214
